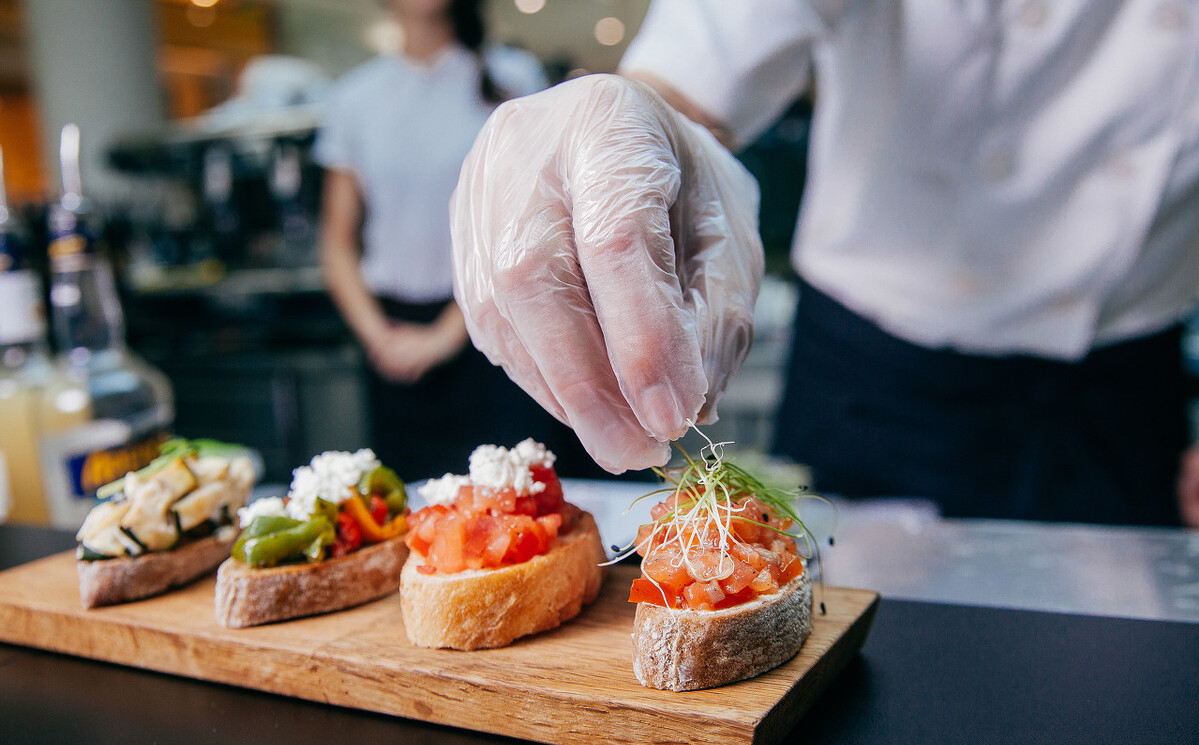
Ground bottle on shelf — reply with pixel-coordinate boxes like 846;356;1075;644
0;146;60;523
39;124;175;529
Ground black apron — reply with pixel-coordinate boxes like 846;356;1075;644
771;280;1187;525
368;297;621;482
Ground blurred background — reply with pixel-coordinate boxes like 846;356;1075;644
0;0;1194;509
0;0;818;498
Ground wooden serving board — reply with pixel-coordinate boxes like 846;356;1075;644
0;551;878;745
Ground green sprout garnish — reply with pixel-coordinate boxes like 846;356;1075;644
606;424;834;605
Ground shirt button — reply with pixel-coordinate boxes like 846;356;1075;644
1154;2;1189;30
1017;0;1048;28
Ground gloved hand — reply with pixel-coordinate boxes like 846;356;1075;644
451;75;764;473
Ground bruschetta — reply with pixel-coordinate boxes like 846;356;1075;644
624;439;814;691
400;439;606;650
214;448;408;628
76;439;256;609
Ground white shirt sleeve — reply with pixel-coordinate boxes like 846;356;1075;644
312;83;355;171
619;0;827;147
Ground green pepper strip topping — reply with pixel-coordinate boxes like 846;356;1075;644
359;465;407;514
233;515;333;568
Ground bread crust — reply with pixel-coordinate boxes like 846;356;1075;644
400;511;606;650
77;529;236;609
214;534;409;628
631;567;812;691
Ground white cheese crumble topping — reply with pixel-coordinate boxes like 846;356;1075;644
237;496;288;526
418;473;473;506
285;448;380;519
468;438;555;495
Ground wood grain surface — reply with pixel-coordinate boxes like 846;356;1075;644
0;551;878;745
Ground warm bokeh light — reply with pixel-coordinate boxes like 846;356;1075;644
191;0;220;8
186;5;216;28
594;16;625;46
514;0;546;14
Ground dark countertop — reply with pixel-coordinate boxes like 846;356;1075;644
2;524;1197;745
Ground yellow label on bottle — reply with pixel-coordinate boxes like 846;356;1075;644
76;433;170;497
48;235;87;260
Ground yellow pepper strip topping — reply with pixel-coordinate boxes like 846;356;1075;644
343;496;407;542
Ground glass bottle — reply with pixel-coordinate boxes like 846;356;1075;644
0;146;58;523
39;124;175;529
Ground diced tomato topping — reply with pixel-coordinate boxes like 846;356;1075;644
682;581;717;611
506;516;547;564
531;464;562;502
369;494;388;525
691;550;734;582
633;523;655;557
749;567;779;594
427;512;467;574
482;524;512;566
629;494;806;611
403;462;574;573
719;556;759;595
537;512;562;539
405;503;448;556
462;514;502;570
643;549;690;594
331;511;362;558
629;577;681;608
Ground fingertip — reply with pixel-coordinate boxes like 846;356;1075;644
591;438;671;474
572;411;672;474
633;380;704;442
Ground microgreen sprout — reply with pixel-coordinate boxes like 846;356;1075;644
606;424;833;609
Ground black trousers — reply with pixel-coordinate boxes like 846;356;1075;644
368;298;619;482
771;281;1188;526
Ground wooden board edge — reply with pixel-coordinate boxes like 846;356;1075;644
308;662;757;745
753;589;881;745
0;555;880;745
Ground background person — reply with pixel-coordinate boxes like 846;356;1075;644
316;0;588;479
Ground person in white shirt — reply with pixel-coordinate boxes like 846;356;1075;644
316;0;587;479
449;0;1199;525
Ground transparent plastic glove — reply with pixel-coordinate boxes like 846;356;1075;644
451;75;764;473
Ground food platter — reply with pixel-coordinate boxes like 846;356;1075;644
0;549;877;745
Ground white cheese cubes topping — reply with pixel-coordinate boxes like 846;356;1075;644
285;448;379;519
418;473;473;506
468;438;555;495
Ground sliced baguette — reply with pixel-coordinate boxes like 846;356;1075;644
214;534;409;628
400;511;606;650
632;566;812;691
77;526;238;609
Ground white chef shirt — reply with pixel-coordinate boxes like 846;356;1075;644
315;45;547;303
621;0;1199;360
